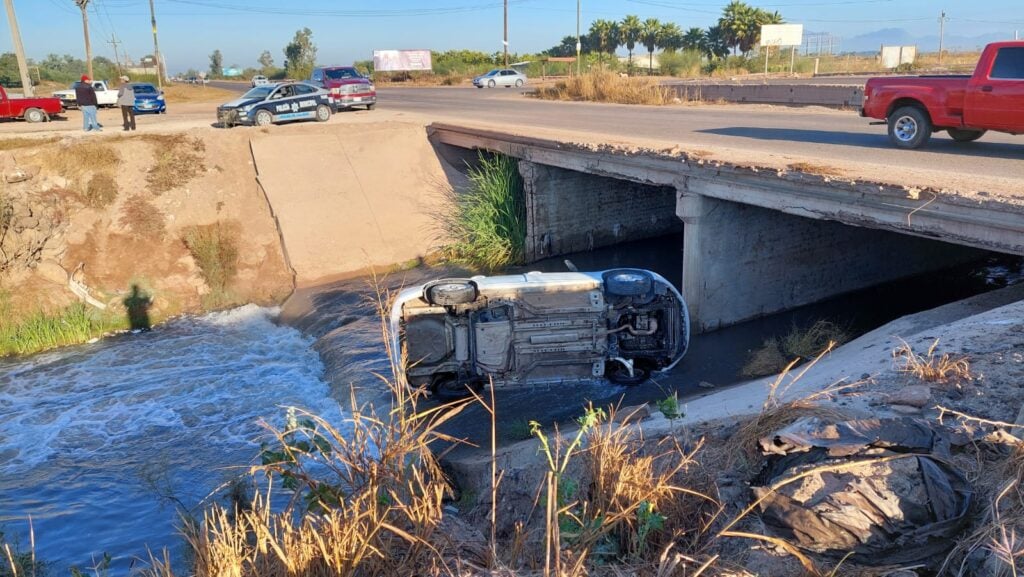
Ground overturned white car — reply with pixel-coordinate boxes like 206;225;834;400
389;269;690;400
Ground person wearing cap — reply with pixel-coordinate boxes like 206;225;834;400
75;75;101;132
116;78;136;131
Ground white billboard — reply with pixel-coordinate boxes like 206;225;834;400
373;49;432;72
760;24;804;47
881;45;917;69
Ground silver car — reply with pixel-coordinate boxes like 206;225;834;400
390;269;690;400
472;68;527;89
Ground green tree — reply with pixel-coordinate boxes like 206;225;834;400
640;18;661;74
209;49;223;77
658;22;684;53
257;50;274;72
0;53;22;86
619;15;642;69
588;19;619;68
703;24;731;59
543;35;593;58
682;27;705;53
284;27;317;80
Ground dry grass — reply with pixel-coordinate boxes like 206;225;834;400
145;134;206;195
786;162;843;178
534;71;672;105
119;194;166;239
0;137;59;152
84;172;119;208
893;338;973;384
181;222;240;305
161;84;239;104
742;320;849;378
41;142;120;184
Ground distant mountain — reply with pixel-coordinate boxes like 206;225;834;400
842;28;1012;53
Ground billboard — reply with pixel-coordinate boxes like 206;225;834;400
760;24;804;47
373;49;432;72
881;45;917;69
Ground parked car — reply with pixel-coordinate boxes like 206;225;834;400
472;69;527;89
390;269;690;400
251;75;269;87
862;41;1024;149
309;66;376;110
127;82;166;114
52;80;118;108
0;86;63;123
216;81;332;127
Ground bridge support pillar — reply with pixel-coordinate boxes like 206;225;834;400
677;182;984;333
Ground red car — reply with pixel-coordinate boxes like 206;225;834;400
309;66;376;111
861;41;1024;149
0;86;63;123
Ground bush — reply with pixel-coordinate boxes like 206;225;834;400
657;50;702;77
182;222;239;299
742;320;850;377
84;172;119;208
0;301;125;356
119;194;165;239
534;71;672;104
145;135;206;195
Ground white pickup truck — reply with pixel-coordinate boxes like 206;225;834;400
52;80;118;108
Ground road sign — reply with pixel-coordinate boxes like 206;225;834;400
760;24;803;47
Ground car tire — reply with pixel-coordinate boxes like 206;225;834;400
366;103;375;110
606;363;650;386
887;105;931;149
315;104;331;122
431;374;482;402
424;280;477;306
476;85;483;89
254;109;273;127
948;128;985;143
487;79;496;88
604;269;654;297
515;79;524;87
24;108;46;123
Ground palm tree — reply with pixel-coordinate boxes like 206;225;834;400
682;27;705;53
744;9;784;54
702;25;731;60
620;15;642;68
719;0;756;56
641;17;661;74
658;22;684;53
589;19;618;68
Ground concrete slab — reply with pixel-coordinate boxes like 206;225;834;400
249;122;459;284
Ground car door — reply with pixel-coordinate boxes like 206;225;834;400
964;46;1024;131
500;70;515;86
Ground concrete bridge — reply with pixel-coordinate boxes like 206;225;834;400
429;123;1024;332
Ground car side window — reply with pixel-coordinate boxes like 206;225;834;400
93;82;104;90
990;47;1024;80
294;84;313;95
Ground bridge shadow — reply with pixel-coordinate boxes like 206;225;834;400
698;127;1024;161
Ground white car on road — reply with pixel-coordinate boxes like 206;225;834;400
390;269;690;400
52;80;118;108
472;69;528;89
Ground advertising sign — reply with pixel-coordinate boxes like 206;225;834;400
760;24;804;47
881;45;917;69
373;49;433;72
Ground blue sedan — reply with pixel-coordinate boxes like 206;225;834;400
130;83;166;114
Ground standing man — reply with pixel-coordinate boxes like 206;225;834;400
75;75;101;132
117;78;136;131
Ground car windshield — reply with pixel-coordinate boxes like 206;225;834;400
323;68;360;80
243;85;275;99
484;70;500;76
132;84;157;94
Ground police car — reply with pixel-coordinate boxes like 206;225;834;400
217;81;332;127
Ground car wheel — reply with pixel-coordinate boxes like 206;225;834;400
604;269;654;297
515;79;524;87
887;106;931;149
424;280;477;306
431;374;482;402
948;128;985;143
606;362;650;386
254;109;273;127
366;103;375;110
24;108;46;123
315;104;331;122
476;85;483;89
487;79;496;88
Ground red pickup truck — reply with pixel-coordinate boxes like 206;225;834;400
861;41;1024;149
0;86;64;123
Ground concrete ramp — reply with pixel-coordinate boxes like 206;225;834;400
250;122;456;284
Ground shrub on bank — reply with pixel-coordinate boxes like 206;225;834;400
534;71;672;105
0;298;126;357
182;222;240;306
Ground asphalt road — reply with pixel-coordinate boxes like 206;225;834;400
377;86;1024;186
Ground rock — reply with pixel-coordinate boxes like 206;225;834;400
890;404;922;415
698;381;716;389
887;385;932;408
613;404;650;424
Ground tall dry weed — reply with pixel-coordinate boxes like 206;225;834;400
534;71;672;105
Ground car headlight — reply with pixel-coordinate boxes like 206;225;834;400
156;95;164;100
242;105;253;113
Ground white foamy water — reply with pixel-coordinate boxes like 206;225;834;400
0;305;343;573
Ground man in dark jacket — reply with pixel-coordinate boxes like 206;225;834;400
75;75;101;132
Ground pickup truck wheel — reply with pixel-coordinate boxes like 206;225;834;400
887;106;931;149
366;103;375;110
315;104;331;122
24;108;46;123
606;363;650;386
948;128;986;143
424;280;477;306
254;109;273;126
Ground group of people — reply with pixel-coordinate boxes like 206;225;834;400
74;74;138;133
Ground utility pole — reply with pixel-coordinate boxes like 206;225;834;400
502;0;508;68
107;34;122;78
938;10;947;65
576;0;581;76
73;0;93;79
2;0;33;96
148;0;163;88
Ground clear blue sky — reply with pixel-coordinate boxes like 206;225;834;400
5;0;1024;73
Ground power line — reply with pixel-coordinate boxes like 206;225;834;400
160;0;534;17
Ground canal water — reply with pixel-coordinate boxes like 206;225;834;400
1;234;1020;572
